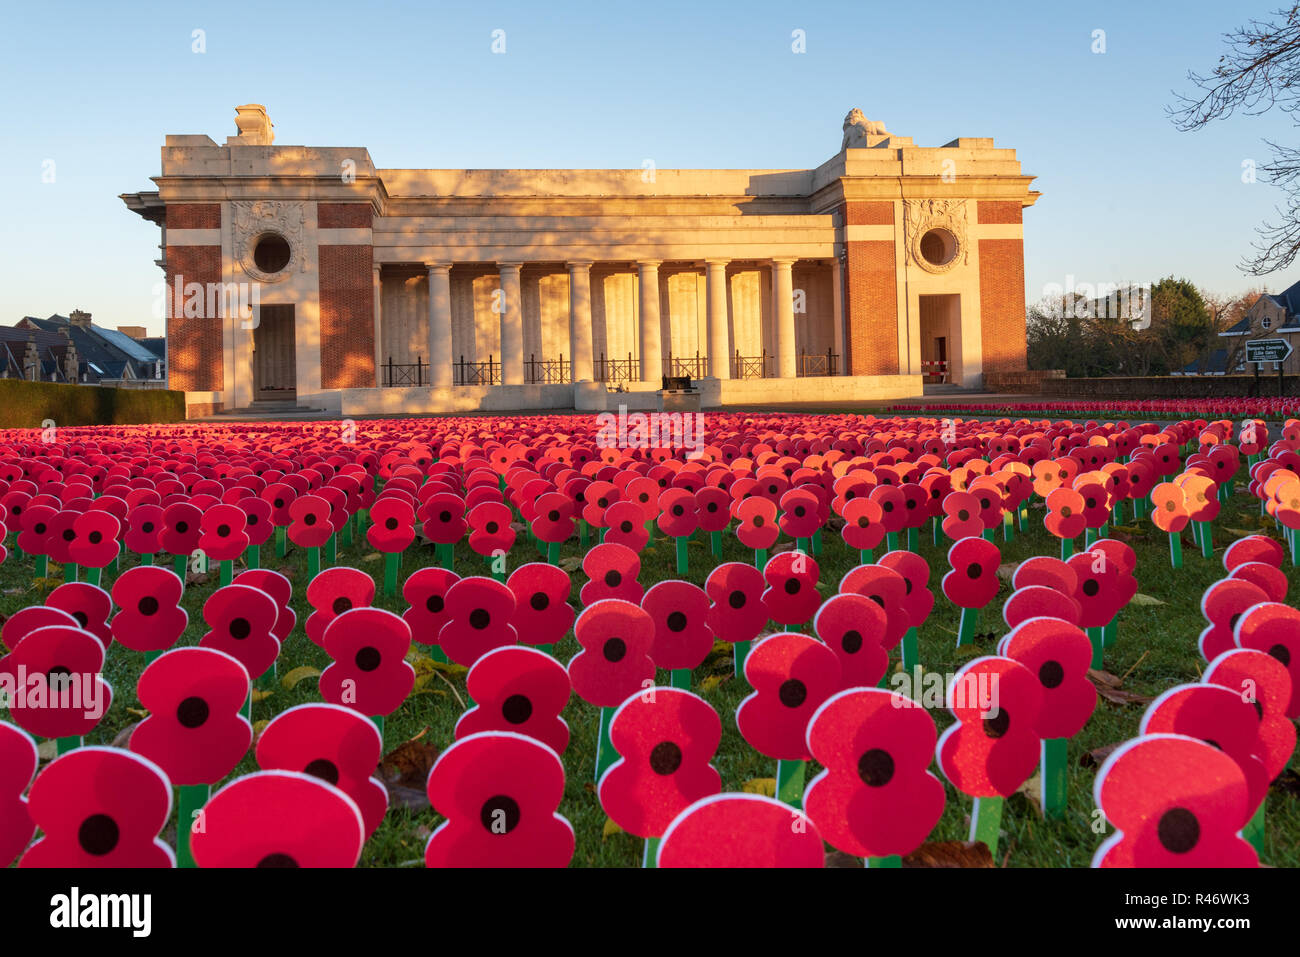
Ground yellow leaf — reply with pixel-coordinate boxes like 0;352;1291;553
280;665;322;690
1130;593;1166;606
37;740;56;760
698;674;725;693
1224;528;1257;538
362;552;383;562
251;688;274;703
429;659;468;678
252;719;270;736
602;817;624;841
126;707;150;719
742;777;776;797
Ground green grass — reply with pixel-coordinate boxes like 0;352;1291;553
3;487;1297;868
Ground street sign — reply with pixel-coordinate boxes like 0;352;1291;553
1245;338;1293;363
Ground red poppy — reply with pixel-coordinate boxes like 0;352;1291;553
566;599;656;708
580;542;643;605
1223;534;1283;571
880;550;936;631
456;645;571;754
110;566;188;653
839;497;886;552
1002;584;1081;628
466;500;516;556
777;488;821;540
1230;561;1288;602
656;793;823;868
941;490;984;541
1;606;79;653
287;494;332;549
1012;556;1078;595
159;501;203;556
130;647;252;786
694;485;732;533
1140;684;1269;814
0;721;37;866
737;632;841;761
0;624;111;739
705;561;768;645
804;688;944;858
1198;578;1269;663
367;496;415;553
936;655;1043;797
942;536;1002;610
198;503;249;562
530;491;574;543
581;480;620;528
839;564;910;649
438;576;518;668
1178;473;1221;524
233;569;296;644
597;687;722;838
402;565;460;648
124;504;164;555
1066;550;1137;629
997;617;1096;738
43;509;80;566
20;747;173;868
46;582;112;647
1092;735;1257;868
17;503;56;557
305;566;375;648
642;580;713;671
198;583;281;682
1150;482;1190;533
813;593;888;689
320;607;416;718
1203;649;1296;782
1233;603;1300;717
190;770;366;868
68;510;120;568
1044;487;1086;540
656;487;698;538
733;495;779;550
761;550;820;626
602;501;650;550
256;703;388;838
869;484;908;535
260;481;297;529
507;562;574;648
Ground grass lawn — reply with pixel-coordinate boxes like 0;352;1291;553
4;478;1297;868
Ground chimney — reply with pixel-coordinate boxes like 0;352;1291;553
23;337;39;381
64;341;79;383
68;309;92;328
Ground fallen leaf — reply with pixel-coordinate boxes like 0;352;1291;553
602;817;624;841
37;740;57;760
1129;593;1165;606
251;719;270;747
1079;742;1122;769
379;732;440;789
279;665;322;690
824;849;863;868
903;840;994;868
996;562;1019;583
1224;528;1258;538
186;570;211;586
362;552;382;563
741;777;776;797
1016;772;1043;815
698;674;728;693
275;565;298;579
110;722;140;750
387;785;430;812
558;556;583;573
126;707;150;719
1094;685;1154;706
250;688;274;703
1087;668;1123;688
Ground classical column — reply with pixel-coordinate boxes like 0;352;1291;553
706;259;730;378
568;261;594;381
427;264;452;388
372;264;383;387
498;262;523;385
773;258;797;378
831;256;845;375
638;260;662;384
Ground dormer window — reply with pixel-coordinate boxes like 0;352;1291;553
1262;316;1272;329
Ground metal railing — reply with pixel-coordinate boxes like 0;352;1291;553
732;350;771;379
382;356;426;387
525;354;571;384
797;350;839;377
665;353;708;379
595;352;640;384
454;354;502;386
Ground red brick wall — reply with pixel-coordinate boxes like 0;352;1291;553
979;238;1028;373
317;204;373;229
166;204;221;230
165;245;224;392
844;240;898;375
845;201;894;226
977;201;1023;225
319;245;375;389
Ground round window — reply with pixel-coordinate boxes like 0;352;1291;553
919;228;957;267
252;234;291;274
1261;316;1272;330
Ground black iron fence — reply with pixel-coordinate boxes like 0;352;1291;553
797;350;839;377
595;352;640;384
733;350;771;379
382;356;427;387
665;353;709;379
525;354;571;384
454;355;502;386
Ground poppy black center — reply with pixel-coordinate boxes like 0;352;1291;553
486;521;499;534
257;853;299;868
650;741;683;775
480;795;521;834
1038;660;1065;689
966;562;981;579
604;570;621;587
229;618;251;640
385;517;398;530
333;597;353;615
857;748;895;787
217;524;230;537
355;646;381;671
502;694;532;724
784;578;800;595
1269;643;1291;667
603;637;627;662
530;592;549;611
138;596;159;615
778;679;807;708
303;758;339;785
176;696;209;728
983;708;1011;738
842;630;863;654
78;814;119;856
1157;807;1200;854
1082;580;1100;597
667;611;687;632
620;521;633;533
426;594;444;614
728;590;746;609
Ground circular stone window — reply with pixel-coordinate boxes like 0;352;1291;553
252;233;292;275
919;228;957;268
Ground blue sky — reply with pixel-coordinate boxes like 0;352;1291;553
2;0;1296;334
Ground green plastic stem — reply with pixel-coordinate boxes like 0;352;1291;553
886;531;900;552
901;626;919;671
971;795;1004;856
595;705;617;783
275;525;287;557
56;735;82;755
219;560;233;587
675;536;688;574
866;855;902;868
1060;536;1074;560
1169;531;1183;569
860;548;873;565
1042;738;1068;820
383;552;399;597
642;836;661;868
710;530;721;556
670;668;691;689
754;548;767;569
956;606;979;648
307;546;320;579
1199;521;1213;558
733;640;752;679
776;759;806;809
1087;626;1104;669
245;545;258;570
176;783;210;869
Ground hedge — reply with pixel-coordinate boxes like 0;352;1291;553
0;379;186;428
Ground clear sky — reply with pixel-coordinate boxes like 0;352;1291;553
2;0;1296;335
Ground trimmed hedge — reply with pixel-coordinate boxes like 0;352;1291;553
0;379;185;428
1041;375;1299;399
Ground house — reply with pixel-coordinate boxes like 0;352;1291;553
14;311;165;385
1217;281;1300;374
0;327;77;381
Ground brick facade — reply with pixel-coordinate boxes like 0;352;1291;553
164;244;224;392
317;204;373;229
319;244;375;388
844;240;898;375
978;238;1027;373
166;204;221;230
844;201;894;226
976;201;1022;225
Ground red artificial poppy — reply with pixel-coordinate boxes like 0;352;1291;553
1203;648;1296;782
942;536;1002;610
0;721;37;866
705;561;768;645
777;488;821;540
129;647;252;786
190;770;366;868
124;503;164;555
256;703;388;838
20;747;174;868
656;793;823;868
233;568;296;644
1092;735;1257;868
997;617;1096;738
68;510;120;568
238;496;274;548
733;495;779;550
1002;584;1081;628
1230;561;1288;603
17;503;56;557
1198;578;1269;663
868;484;908;536
761;550;820;626
159;501;203;557
305;566;375;648
467;500;516;556
1044;487;1086;540
839;564;910;649
941;490;984;541
840;496;886;553
567;599;656;708
44;510;83;567
581;480;620;528
437;576;518;668
402;565;460;648
508;562;575;648
457;645;571;754
813;593;888;689
602;501;650;551
879;550;936;632
936;656;1043;797
694;485;732;533
367;496;415;553
320;607;416;718
1233;603;1300;717
529;491;574;544
1012;556;1078;596
425;731;574;868
198;583;281;682
46;582;112;648
287;494;332;548
109;565;188;653
656;487;698;538
261;481;297;529
1178;473;1220;524
0;624;111;739
1;606;80;653
642;580;713;671
1150;482;1190;533
737;632;841;761
804;688;944;858
580;542;643;605
1066;550;1137;629
1223;534;1284;572
598;687;722;838
196;503;248;563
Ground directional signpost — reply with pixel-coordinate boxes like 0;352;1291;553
1246;338;1293;396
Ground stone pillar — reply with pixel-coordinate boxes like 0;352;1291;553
499;263;523;385
427;264;453;388
638;260;662;384
706;259;730;379
773;258;797;378
568;261;594;381
372;265;383;387
831;256;845;375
